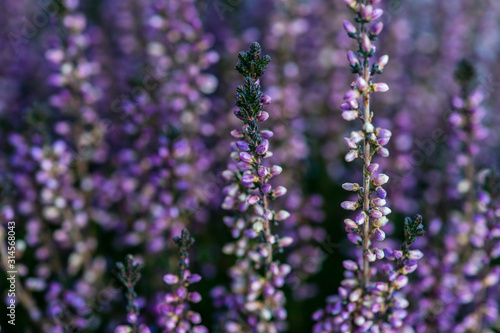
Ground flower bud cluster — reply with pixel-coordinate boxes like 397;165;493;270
314;2;423;331
156;229;207;333
115;255;151;333
216;43;291;333
406;63;499;331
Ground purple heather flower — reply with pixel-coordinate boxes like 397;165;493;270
345;150;358;162
236;141;250;151
372;82;389;92
256;139;270;155
362;34;372;52
276;210;291;221
257;111;270;122
239;152;253;163
273;186;287;197
342;110;359;121
342;183;360;191
270;165;283;176
370;22;384;36
356;77;369;91
372;8;384;20
343;20;357;35
347;51;360;67
373;228;386;241
377;147;389;157
260;130;274;138
341;201;359;211
344;89;361;101
242;174;257;183
394;275;409;289
261;94;272;105
163;274;179;285
361;5;373;21
373;174;389;186
376;55;389;70
375;187;387;199
247;195;260;205
342;260;358;271
356;212;367;225
344;219;358;229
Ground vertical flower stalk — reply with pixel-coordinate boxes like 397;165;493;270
313;1;424;331
216;42;292;333
448;61;499;331
340;0;391;290
157;229;207;333
468;170;500;332
115;255;150;333
405;60;497;331
449;59;486;220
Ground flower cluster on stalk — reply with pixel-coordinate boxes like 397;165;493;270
115;255;150;333
156;229;207;333
407;60;500;332
214;42;293;333
313;1;424;332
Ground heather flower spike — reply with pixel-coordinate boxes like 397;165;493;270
157;229;207;333
406;60;498;331
115;255;150;333
313;2;424;331
216;42;290;333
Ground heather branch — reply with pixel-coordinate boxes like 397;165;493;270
218;42;292;333
116;255;144;333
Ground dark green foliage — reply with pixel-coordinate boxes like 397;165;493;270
454;59;476;86
234;42;271;146
454;59;477;96
116;254;143;328
235;42;271;81
174;229;195;278
403;214;424;249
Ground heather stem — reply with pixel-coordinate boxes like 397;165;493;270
262;188;272;269
361;13;371;290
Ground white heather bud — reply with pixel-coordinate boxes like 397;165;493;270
343;260;358;271
376;55;389;70
344;218;358;229
373;174;389;186
372;82;389;92
356;77;369;91
345;150;358;162
231;130;243;138
365;250;377;262
378;147;389;157
342;182;360;191
373;248;385;259
356;212;367;225
363;122;374;133
342;110;359;121
279;236;294;247
349;288;363;302
275;210;290;221
408;250;424;260
222;170;234;180
341;201;359;211
247;195;259;205
372;216;388;228
253;221;263;233
394;275;409;289
245;301;261;312
270;165;283;176
273;186;287;197
344;137;357;149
